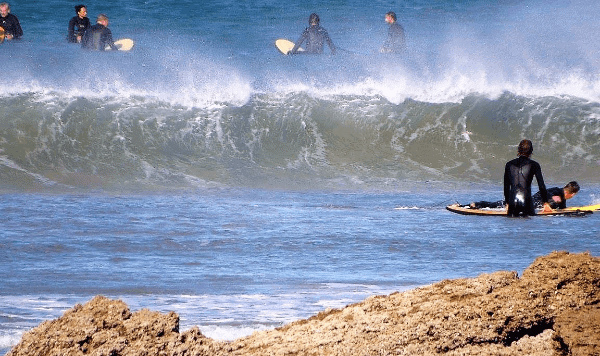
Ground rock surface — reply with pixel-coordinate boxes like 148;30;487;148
8;251;600;356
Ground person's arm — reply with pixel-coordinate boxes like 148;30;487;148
503;162;511;204
533;162;550;210
103;28;119;51
68;18;76;42
12;15;23;39
381;27;393;53
324;30;335;54
290;30;307;54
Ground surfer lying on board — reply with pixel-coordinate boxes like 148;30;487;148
290;13;336;55
0;2;23;40
468;181;580;211
81;14;118;51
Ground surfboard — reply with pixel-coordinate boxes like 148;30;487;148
564;204;600;212
275;38;303;55
446;203;596;216
0;26;5;44
106;38;134;51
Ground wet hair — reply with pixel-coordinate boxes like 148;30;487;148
0;2;10;12
309;13;319;25
75;5;86;14
564;181;580;195
97;14;108;23
517;139;533;157
386;11;397;22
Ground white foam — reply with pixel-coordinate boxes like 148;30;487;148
0;332;23;350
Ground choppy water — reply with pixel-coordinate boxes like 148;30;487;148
2;0;600;353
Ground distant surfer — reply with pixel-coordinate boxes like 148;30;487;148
290;13;336;55
68;5;91;43
380;11;405;54
468;181;580;211
0;2;23;40
81;14;118;51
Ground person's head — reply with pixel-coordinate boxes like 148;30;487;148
563;181;580;199
385;11;396;24
309;13;319;26
75;5;87;18
96;14;108;26
517;139;533;157
0;2;10;17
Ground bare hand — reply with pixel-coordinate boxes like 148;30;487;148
542;203;553;212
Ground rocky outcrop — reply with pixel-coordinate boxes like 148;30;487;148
8;251;600;356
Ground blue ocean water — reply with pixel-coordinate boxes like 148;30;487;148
2;0;600;353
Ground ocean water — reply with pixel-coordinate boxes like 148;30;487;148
2;0;600;353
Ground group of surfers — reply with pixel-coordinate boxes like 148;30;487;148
286;11;406;55
1;3;117;50
3;3;405;54
458;139;581;217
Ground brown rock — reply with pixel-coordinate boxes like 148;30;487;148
8;251;600;356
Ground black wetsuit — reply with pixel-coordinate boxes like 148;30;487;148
0;13;23;39
81;24;117;51
472;187;563;210
68;16;91;43
503;156;548;217
291;25;336;54
381;22;405;53
533;187;565;209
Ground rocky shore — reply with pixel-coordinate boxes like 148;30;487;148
8;251;600;356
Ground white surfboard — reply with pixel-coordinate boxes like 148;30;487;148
106;38;134;51
275;38;303;55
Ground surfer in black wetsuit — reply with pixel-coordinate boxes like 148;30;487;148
290;13;336;55
503;139;549;217
81;14;118;51
0;2;23;40
380;11;405;54
466;140;552;216
533;181;579;210
68;5;91;43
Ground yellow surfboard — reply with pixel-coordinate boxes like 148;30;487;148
445;203;596;216
0;26;5;44
106;38;134;51
275;38;303;55
565;204;600;212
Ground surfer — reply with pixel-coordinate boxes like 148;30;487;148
68;5;91;43
533;181;579;210
0;2;22;40
81;14;118;51
503;139;549;216
290;13;336;55
464;140;550;216
380;11;405;54
469;181;580;210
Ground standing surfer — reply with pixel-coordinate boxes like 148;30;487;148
68;5;91;43
81;14;118;51
380;11;405;53
290;13;336;55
